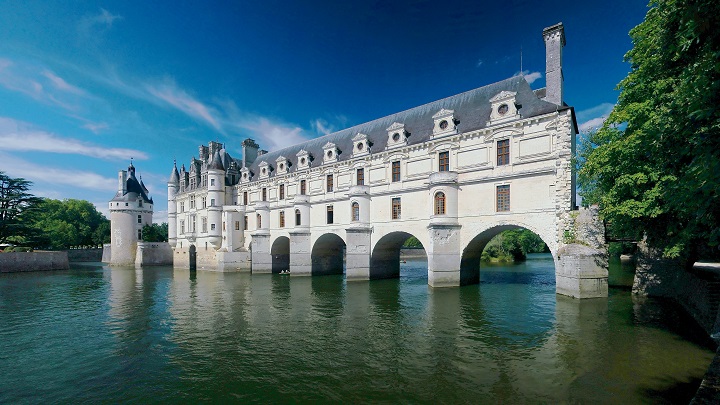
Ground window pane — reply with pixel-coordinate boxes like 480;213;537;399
497;185;510;211
392;197;401;220
497;139;510;165
392;161;400;182
439;151;449;172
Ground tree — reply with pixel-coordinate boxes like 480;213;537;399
141;223;168;242
0;171;41;244
579;0;720;261
25;198;109;249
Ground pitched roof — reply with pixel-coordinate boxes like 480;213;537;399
248;75;564;175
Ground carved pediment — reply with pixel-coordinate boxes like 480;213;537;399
490;90;517;102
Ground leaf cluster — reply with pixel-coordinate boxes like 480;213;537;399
579;0;720;260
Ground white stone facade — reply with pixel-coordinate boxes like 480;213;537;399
167;23;606;297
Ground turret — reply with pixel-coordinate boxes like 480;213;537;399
206;150;225;248
168;161;180;247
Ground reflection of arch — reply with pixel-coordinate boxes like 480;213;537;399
460;224;553;286
271;236;290;274
370;231;426;280
311;233;346;276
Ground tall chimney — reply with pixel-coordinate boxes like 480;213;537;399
118;170;127;194
543;22;565;106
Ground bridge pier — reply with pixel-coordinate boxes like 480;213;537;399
346;226;372;280
427;224;462;287
250;230;272;273
289;230;311;276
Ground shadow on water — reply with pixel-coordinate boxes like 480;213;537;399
640;376;704;405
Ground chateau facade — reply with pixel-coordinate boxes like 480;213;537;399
166;23;604;297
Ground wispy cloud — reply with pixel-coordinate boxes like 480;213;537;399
0;117;148;160
514;70;542;84
41;70;86;96
0;59;90;111
577;102;615;133
146;79;222;131
477;59;484;67
312;118;335;135
0;152;117;192
82;122;110;134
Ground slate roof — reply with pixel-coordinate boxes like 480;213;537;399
247;75;568;176
111;164;154;204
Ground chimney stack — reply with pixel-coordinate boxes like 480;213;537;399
543;22;565;106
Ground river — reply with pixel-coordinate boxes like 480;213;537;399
0;254;714;403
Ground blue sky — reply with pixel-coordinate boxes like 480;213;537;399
0;1;648;222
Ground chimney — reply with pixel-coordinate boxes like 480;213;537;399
543;22;565;106
241;138;260;168
118;170;127;194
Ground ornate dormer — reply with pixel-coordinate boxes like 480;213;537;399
258;161;272;179
322;142;339;164
432;108;457;138
296;149;312;170
275;155;289;175
352;133;370;157
240;167;252;184
386;122;408;149
488;91;520;125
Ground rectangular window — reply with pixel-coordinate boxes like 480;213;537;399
137;215;142;224
279;184;285;200
202;217;208;233
235;221;240;231
392;197;401;220
202;197;207;208
497;139;510;166
262;188;267;201
223;222;226;231
256;214;261;229
139;200;143;207
180;220;185;234
327;174;333;192
357;168;364;185
327;205;334;224
280;211;285;228
191;215;196;232
180;202;185;212
300;180;306;195
497;185;510;212
210;199;215;207
138;229;142;240
211;178;215;186
392;161;400;182
438;151;449;172
190;197;195;209
243;192;248;205
211;223;215;231
244;215;248;230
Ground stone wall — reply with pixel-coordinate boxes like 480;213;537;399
0;251;69;273
66;248;103;262
135;242;173;266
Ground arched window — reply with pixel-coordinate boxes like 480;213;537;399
434;192;446;215
256;213;262;229
295;209;301;226
351;202;360;222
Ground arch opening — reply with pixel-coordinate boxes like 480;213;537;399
370;231;426;280
271;236;290;274
311;233;346;276
460;225;551;285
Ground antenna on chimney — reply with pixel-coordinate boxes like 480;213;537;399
520;46;523;73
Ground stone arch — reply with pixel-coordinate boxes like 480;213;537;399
370;231;426;280
311;233;346;276
460;222;555;286
271;236;290;274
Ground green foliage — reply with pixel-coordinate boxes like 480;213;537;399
481;229;548;263
141;223;168;242
579;0;720;260
0;171;42;245
402;236;423;248
25;198;109;249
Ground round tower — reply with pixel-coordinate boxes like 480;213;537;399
206;150;225;248
108;163;154;266
168;161;180;247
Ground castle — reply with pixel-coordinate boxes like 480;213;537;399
110;23;606;298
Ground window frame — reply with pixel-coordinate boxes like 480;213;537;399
496;184;510;212
326;174;334;192
357;168;364;186
391;161;401;182
438;151;449;172
391;197;401;220
434;191;446;215
351;202;360;222
279;211;285;228
497;139;510;166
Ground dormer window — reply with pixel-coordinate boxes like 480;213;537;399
432;108;457;138
352;133;370;157
296;149;311;170
275;155;289;175
240;167;251;183
322;142;339;164
258;161;271;179
488;91;520;125
386;122;408;149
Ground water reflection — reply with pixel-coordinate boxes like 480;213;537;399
0;254;714;404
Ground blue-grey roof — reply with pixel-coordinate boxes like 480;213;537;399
248;76;566;176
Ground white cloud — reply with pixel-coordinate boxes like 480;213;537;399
0;60;89;111
312;118;334;135
0;152;117;192
82;122;110;134
514;70;542;84
577;103;615;133
146;79;222;131
477;59;484;67
0;117;148;160
41;70;86;96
